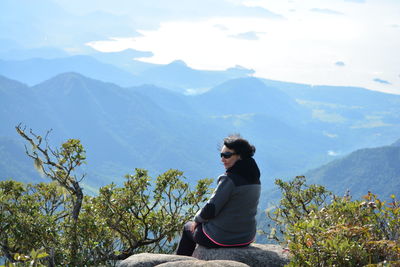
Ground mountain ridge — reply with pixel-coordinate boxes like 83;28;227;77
191;77;310;125
306;142;400;199
0;71;399;197
0;55;255;93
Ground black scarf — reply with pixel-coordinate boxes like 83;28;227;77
226;157;261;184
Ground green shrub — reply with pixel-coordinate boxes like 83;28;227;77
0;126;212;266
268;176;400;266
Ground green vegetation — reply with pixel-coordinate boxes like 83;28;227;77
268;176;400;266
0;126;212;266
2;126;400;266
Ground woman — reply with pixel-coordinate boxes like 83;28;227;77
176;135;261;256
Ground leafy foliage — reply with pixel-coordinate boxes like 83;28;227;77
0;127;212;266
268;176;400;266
0;249;49;267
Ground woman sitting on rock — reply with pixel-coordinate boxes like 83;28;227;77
176;134;261;256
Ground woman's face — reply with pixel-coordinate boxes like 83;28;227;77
220;145;240;169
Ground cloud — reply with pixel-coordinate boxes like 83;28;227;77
373;78;391;85
310;8;344;15
229;31;263;40
335;61;345;67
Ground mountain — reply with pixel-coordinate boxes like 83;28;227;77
131;76;340;179
0;73;328;189
0;137;44;184
0;75;56;137
89;49;157;74
262;79;400;152
264;81;400;109
0;72;227;188
0;56;142;86
130;84;199;116
139;60;255;93
392;139;400;147
186;77;337;176
191;77;310;124
305;141;400;199
0;56;255;93
1;72;399;196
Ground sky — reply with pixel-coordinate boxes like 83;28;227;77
3;0;400;94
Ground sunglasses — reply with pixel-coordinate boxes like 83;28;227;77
220;152;236;159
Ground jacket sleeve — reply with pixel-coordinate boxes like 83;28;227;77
194;175;234;223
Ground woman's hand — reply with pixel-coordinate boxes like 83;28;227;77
189;222;199;233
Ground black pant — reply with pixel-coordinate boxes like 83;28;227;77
176;222;222;256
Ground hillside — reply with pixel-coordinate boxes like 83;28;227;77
0;73;334;189
1;71;399;196
305;140;400;199
263;79;400;150
191;77;309;124
0;73;226;188
0;137;44;183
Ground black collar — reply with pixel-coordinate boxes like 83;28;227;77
227;157;260;184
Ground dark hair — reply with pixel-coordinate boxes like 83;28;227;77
223;134;256;159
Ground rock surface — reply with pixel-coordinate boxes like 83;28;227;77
117;243;290;267
157;259;249;266
117;253;193;267
192;243;290;267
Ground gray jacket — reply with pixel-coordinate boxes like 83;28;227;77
194;167;261;245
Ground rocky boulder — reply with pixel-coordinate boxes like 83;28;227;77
157;259;249;266
117;243;290;267
192;243;290;267
117;253;193;267
118;253;249;267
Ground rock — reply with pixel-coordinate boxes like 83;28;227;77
117;253;193;267
156;259;249;266
192;243;290;267
117;243;290;267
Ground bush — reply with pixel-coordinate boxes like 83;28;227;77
0;126;212;266
268;176;400;266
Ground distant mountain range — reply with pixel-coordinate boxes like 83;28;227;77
0;54;399;202
0;72;331;189
0;54;254;92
